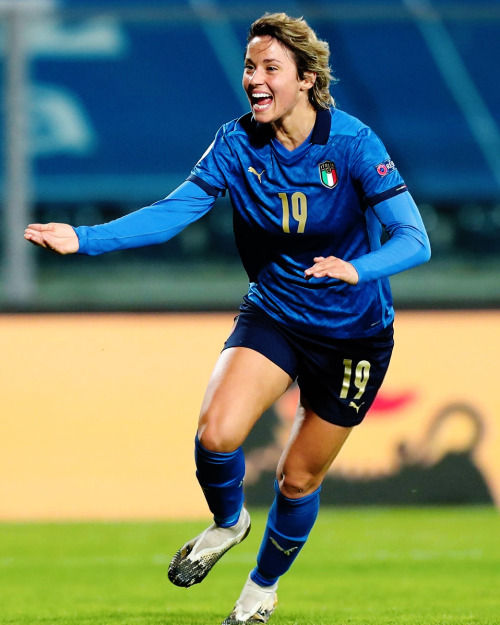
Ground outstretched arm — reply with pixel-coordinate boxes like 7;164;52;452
24;223;79;254
24;181;217;257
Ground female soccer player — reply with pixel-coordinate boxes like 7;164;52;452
25;12;430;624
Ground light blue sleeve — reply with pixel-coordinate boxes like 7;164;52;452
350;192;431;282
75;181;216;255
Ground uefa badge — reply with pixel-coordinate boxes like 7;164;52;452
319;160;338;189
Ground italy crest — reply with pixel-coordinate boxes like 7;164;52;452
319;160;338;189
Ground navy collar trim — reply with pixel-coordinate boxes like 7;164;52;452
238;107;332;145
311;108;332;145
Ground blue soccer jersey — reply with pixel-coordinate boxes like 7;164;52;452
186;108;429;337
75;107;430;338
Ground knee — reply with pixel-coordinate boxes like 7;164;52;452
197;414;241;453
277;471;321;499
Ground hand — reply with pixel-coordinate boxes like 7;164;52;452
24;223;79;255
304;256;359;285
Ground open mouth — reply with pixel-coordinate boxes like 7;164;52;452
251;92;273;111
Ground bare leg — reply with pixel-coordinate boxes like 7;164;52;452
277;395;352;497
198;346;293;452
169;347;292;588
223;397;353;622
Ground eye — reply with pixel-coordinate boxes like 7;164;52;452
267;66;278;72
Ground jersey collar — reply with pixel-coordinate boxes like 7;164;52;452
310;108;333;145
239;107;333;146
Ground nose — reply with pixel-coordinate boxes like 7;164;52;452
248;67;263;85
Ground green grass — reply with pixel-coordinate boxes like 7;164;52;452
1;507;499;625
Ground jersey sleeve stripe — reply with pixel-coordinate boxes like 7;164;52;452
186;173;223;197
366;184;408;207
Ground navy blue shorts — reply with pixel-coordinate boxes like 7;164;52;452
223;300;394;427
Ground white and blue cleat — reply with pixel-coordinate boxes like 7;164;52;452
221;573;278;624
168;507;251;588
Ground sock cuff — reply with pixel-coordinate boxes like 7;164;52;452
215;509;241;528
250;566;279;588
195;434;243;464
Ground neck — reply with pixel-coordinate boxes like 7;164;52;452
272;105;317;151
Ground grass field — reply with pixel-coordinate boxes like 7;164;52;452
1;507;498;625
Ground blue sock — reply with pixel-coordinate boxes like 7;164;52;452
251;479;321;586
194;434;245;527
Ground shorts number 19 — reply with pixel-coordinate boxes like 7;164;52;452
340;359;371;400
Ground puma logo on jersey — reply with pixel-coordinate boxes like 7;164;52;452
349;401;365;414
269;537;299;556
248;167;265;183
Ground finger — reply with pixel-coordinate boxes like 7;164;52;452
305;261;342;279
305;257;323;272
24;227;48;240
24;231;47;247
304;257;331;276
24;227;43;237
304;266;328;278
25;230;60;251
26;223;52;232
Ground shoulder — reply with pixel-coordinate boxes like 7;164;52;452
214;114;253;138
216;112;272;148
330;108;371;139
329;109;388;164
314;108;378;154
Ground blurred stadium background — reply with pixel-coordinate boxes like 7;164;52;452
1;0;500;521
1;0;499;311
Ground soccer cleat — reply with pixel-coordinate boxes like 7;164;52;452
168;507;251;588
221;574;278;624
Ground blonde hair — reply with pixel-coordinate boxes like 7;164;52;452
247;12;336;110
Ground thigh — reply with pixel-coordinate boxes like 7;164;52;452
198;346;293;452
276;396;352;498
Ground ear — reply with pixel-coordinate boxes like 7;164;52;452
300;71;317;91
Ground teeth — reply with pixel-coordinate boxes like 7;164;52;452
250;92;272;111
